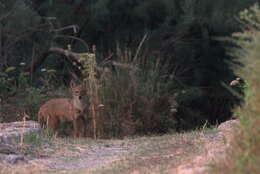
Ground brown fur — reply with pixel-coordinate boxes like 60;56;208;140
38;82;86;137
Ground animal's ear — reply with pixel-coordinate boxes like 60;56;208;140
70;80;76;88
82;82;87;89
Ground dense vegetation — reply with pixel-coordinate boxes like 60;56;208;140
0;0;258;137
214;4;260;173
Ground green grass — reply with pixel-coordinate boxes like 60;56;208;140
203;128;219;135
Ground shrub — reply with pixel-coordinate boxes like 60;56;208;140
0;65;65;122
91;46;178;137
213;4;260;173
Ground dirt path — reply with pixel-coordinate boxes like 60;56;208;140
0;120;238;174
33;140;135;173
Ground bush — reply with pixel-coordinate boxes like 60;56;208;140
213;4;260;173
0;65;66;122
93;47;179;137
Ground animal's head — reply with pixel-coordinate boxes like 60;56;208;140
70;80;86;104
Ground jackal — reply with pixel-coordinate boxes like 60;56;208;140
38;81;87;137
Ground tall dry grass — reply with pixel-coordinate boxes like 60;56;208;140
97;43;178;137
77;40;178;138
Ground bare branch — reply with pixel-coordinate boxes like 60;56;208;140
55;34;89;51
49;25;79;33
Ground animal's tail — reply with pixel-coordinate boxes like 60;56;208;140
38;110;45;128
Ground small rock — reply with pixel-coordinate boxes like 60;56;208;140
0;143;18;154
218;119;239;132
5;154;27;164
0;154;27;164
0;121;41;144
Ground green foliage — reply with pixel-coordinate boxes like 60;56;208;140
23;132;42;147
214;4;260;174
40;69;59;89
0;64;35;98
0;65;62;122
23;87;47;120
0;64;31;98
0;73;14;98
20;129;56;156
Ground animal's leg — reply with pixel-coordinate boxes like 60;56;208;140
47;116;60;133
77;116;86;137
38;111;48;128
72;119;80;138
